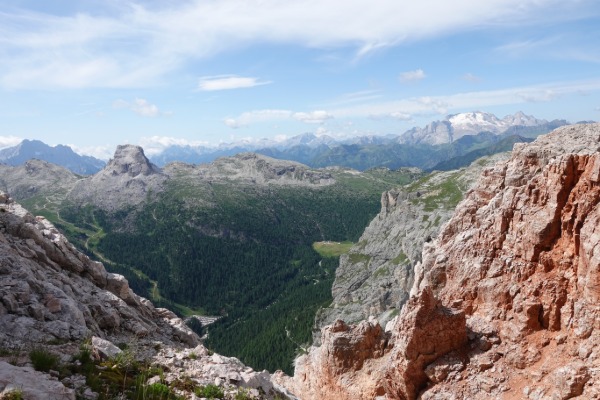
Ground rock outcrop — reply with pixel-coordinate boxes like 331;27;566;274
279;123;600;399
166;152;335;187
0;193;285;399
0;159;81;201
68;145;167;211
314;153;509;340
0;192;196;349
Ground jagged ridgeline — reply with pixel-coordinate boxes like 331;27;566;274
1;147;420;373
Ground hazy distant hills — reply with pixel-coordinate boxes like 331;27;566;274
0;139;105;175
148;111;568;170
0;112;570;173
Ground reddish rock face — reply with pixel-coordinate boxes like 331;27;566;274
412;124;600;398
279;123;600;399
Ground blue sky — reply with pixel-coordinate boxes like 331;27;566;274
1;0;600;159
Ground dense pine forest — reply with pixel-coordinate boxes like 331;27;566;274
51;168;419;374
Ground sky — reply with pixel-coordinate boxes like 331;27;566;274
1;0;600;159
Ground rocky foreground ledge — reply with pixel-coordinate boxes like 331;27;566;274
276;123;600;399
0;193;288;399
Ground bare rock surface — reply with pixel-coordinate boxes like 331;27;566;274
314;153;509;341
0;194;196;349
279;123;600;399
153;345;289;399
0;193;285;398
67;144;167;211
165;152;336;187
0;159;81;201
0;360;75;400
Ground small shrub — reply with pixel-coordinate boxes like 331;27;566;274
170;376;197;391
29;348;59;372
234;388;253;400
1;388;23;400
195;384;225;399
189;352;197;360
141;382;176;400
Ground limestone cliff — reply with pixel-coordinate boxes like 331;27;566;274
314;153;508;341
278;123;600;399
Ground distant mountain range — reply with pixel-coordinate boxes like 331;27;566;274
0;112;572;173
148;111;568;170
0;139;105;175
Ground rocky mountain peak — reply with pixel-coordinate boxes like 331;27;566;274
398;111;550;145
67;145;167;212
106;144;159;177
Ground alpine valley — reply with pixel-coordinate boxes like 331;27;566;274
2;116;600;399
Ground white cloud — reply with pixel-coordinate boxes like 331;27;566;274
325;90;383;106
222;78;600;128
399;69;426;83
138;136;211;156
113;98;168;117
390;112;412;120
462;73;482;83
293;110;333;124
331;78;600;119
69;144;114;160
517;89;558;103
0;0;595;89
0;136;23;149
224;109;293;129
198;75;271;91
224;109;334;128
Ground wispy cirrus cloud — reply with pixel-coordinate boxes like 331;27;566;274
224;109;293;129
462;73;482;83
198;75;272;91
293;110;333;124
333;78;600;119
113;98;170;117
0;0;596;89
325;90;384;106
399;69;426;83
224;78;600;127
224;109;333;128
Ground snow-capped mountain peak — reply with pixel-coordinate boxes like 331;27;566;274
398;111;548;145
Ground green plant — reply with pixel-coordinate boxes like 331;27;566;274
29;348;59;372
195;384;225;399
234;388;253;400
137;382;182;400
1;388;24;400
0;347;12;357
170;376;197;391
